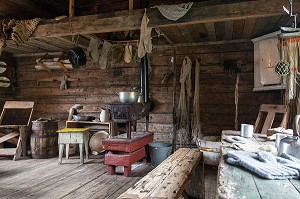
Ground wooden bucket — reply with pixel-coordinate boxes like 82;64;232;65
30;119;58;159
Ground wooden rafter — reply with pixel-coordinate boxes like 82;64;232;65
69;0;74;17
31;0;300;39
129;0;133;12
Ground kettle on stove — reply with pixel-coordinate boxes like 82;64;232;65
278;115;300;159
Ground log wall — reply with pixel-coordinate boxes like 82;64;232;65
0;41;282;141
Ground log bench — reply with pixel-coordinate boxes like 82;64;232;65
118;148;202;199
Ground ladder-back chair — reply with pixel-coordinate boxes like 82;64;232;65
0;101;34;160
254;104;288;134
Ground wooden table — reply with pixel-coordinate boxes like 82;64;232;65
66;121;114;136
217;130;300;199
57;128;90;164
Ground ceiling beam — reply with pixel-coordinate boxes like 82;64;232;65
148;0;300;28
32;9;144;38
31;0;299;38
0;0;59;19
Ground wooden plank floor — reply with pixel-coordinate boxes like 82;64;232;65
0;154;153;199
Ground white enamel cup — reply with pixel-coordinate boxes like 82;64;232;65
240;124;254;138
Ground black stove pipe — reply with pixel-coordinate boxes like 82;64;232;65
140;57;144;101
140;54;149;103
143;54;149;102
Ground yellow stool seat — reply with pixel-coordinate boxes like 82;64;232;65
57;127;90;164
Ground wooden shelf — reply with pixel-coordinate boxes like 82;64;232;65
253;84;286;91
66;121;114;137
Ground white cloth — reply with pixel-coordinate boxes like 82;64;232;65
87;37;101;62
227;150;300;180
138;11;152;58
99;40;112;69
124;43;132;63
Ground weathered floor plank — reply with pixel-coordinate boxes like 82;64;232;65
0;155;153;199
63;163;153;199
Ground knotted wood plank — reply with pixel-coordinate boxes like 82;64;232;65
118;148;202;199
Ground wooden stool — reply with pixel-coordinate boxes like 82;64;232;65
57;128;90;164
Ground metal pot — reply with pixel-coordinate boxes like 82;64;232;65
72;115;93;121
68;47;87;67
117;91;139;103
278;115;300;159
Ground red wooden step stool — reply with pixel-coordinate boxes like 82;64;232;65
102;132;153;177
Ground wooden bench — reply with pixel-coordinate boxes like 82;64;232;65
102;132;153;177
118;148;202;199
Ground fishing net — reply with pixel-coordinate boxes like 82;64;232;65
275;42;290;76
156;3;193;21
275;61;290;76
176;56;192;145
2;18;40;46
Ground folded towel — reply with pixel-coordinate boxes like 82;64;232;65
226;150;300;180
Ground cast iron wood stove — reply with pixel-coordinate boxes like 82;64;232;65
109;102;151;139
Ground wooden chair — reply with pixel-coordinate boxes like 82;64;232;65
254;104;288;134
0;101;34;160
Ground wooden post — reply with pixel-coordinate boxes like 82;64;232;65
69;0;74;17
172;50;177;152
129;0;133;12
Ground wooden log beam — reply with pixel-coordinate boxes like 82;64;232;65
32;10;144;38
148;0;300;28
31;0;300;38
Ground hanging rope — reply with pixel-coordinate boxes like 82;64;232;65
176;56;192;128
176;56;192;146
234;73;240;131
192;58;201;142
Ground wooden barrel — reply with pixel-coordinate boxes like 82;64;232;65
30;119;58;159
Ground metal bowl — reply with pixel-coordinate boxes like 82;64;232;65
117;91;139;103
72;115;93;121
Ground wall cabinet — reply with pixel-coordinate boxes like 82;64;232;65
252;31;286;91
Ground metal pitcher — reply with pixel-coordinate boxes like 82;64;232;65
278;115;300;159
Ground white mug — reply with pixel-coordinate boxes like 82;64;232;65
240;124;254;138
